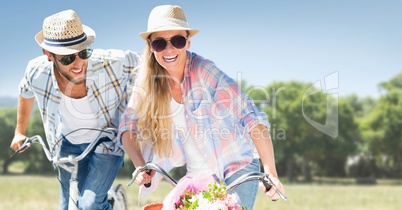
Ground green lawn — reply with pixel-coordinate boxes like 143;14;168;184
0;175;401;210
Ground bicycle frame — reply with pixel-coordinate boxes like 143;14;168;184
22;127;119;210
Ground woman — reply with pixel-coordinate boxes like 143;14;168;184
118;5;285;209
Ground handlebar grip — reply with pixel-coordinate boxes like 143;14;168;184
10;138;32;158
144;169;152;188
19;142;31;151
263;175;287;201
263;179;272;192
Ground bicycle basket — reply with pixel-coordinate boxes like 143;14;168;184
143;202;163;210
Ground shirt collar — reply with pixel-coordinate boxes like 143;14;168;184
183;50;192;82
85;58;94;88
50;62;60;91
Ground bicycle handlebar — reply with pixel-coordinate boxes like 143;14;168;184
128;162;286;201
10;137;34;158
13;127;118;164
69;127;117;162
128;162;177;187
226;171;287;201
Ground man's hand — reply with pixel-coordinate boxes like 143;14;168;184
10;133;28;153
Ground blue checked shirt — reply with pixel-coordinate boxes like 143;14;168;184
119;51;270;196
19;49;140;155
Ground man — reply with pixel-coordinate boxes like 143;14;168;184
10;9;139;209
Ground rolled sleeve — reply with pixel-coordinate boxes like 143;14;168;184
244;106;270;133
211;68;270;133
19;72;35;99
117;106;139;148
123;50;140;99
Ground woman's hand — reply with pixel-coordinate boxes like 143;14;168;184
132;169;156;186
259;175;285;201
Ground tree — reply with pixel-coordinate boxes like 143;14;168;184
344;95;379;178
23;108;50;174
248;81;359;181
0;108;17;174
367;72;402;178
344;94;377;118
0;108;48;174
317;99;360;177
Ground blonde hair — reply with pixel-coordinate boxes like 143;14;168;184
135;44;173;157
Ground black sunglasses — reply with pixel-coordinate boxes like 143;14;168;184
54;48;93;66
149;35;187;52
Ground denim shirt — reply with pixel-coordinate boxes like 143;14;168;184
119;51;269;197
19;49;140;155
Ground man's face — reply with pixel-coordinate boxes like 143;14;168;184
51;49;92;85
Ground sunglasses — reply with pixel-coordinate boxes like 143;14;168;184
54;48;93;66
149;35;187;52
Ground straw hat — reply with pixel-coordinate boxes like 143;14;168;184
35;9;96;55
139;5;199;40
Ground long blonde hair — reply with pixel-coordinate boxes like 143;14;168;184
135;44;173;157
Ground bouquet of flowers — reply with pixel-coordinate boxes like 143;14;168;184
174;182;245;210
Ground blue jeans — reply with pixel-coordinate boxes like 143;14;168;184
58;137;124;210
225;158;260;210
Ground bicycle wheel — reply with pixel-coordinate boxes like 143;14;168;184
110;184;128;210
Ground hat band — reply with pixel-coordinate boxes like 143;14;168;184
44;33;87;47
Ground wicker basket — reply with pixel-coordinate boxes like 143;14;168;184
143;202;163;210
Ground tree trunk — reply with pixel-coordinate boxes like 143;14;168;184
2;157;11;174
303;158;312;182
395;155;402;178
286;157;294;181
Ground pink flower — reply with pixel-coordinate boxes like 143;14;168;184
163;172;244;209
174;182;245;210
185;183;199;194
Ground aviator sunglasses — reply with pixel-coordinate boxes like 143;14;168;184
149;35;187;52
53;48;93;66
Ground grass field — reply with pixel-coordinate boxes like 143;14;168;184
0;175;401;210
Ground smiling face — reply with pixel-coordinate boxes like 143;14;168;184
149;30;190;75
49;51;89;85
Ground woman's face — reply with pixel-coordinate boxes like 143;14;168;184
149;30;190;73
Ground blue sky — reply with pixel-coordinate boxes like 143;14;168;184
0;0;401;98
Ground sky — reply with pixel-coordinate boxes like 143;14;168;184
0;0;401;98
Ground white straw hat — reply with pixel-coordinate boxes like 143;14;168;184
35;9;96;55
139;5;199;40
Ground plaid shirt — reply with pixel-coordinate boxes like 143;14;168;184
19;49;139;155
119;51;269;196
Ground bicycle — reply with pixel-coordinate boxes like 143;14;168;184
12;127;128;210
128;162;287;210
